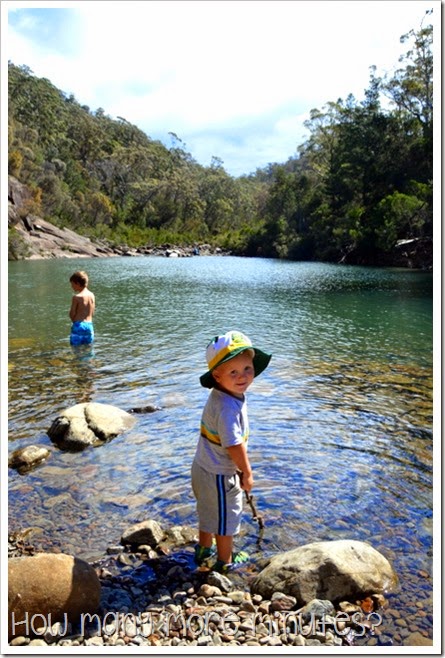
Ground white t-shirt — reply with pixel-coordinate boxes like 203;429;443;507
193;387;249;475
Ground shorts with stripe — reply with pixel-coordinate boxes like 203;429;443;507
191;460;242;536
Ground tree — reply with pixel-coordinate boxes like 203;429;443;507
383;11;433;137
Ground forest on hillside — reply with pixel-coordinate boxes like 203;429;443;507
8;12;433;265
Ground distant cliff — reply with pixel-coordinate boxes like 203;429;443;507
8;177;226;261
8;176;118;260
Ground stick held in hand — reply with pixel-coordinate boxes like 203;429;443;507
245;490;265;530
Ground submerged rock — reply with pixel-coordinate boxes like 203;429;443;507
127;404;161;414
8;445;51;473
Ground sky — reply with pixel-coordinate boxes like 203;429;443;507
3;0;438;177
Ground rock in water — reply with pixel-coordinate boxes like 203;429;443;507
121;519;165;548
47;402;136;451
8;445;51;473
128;404;161;414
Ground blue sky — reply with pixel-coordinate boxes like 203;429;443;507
3;0;437;177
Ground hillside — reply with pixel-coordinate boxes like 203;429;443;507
8;176;224;260
8;18;433;268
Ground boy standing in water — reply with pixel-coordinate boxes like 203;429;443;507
192;330;271;573
69;270;95;345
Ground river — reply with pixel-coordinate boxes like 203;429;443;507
8;255;434;644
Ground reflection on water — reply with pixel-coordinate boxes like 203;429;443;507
70;344;96;402
8;257;433;638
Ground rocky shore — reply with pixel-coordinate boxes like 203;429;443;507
8;175;229;261
8;521;433;649
8;404;434;648
7;533;375;648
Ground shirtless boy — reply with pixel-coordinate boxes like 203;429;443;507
69;270;95;345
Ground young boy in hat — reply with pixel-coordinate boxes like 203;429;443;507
192;330;271;573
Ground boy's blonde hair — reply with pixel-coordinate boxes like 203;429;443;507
70;271;89;287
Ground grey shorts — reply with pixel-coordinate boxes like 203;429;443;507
191;460;242;536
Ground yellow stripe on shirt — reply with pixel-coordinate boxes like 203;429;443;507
200;422;249;446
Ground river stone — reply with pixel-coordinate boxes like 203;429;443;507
250;540;398;605
121;519;165;548
404;632;433;646
47;402;136;451
8;553;101;639
8;445;51;473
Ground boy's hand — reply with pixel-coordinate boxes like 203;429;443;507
237;469;253;493
241;471;253;492
228;444;253;491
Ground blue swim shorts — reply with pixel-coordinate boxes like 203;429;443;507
70;321;94;346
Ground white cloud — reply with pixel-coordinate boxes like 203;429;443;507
4;0;437;176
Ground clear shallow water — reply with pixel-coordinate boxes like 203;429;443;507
8;256;433;639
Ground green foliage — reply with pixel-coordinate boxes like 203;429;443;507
254;14;433;264
7;13;433;266
8;228;31;260
374;192;426;248
9;149;23;177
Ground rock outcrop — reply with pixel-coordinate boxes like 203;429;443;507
8;176;228;261
8;176;116;260
47;402;136;451
250;540;398;606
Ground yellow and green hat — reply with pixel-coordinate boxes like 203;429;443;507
200;330;271;388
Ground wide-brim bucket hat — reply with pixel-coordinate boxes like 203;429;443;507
200;330;271;389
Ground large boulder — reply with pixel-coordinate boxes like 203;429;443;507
250;540;398;606
47;402;136;451
8;553;101;639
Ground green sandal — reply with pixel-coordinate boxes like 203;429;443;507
213;550;249;574
194;543;216;566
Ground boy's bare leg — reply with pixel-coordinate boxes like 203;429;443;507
215;535;233;564
199;530;214;549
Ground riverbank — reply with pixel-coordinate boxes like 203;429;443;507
8;176;432;269
8;529;432;649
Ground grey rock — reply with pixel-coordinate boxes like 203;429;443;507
298;598;336;622
47;403;136;451
206;571;233;592
121;519;165;548
8;445;51;473
250;540;398;605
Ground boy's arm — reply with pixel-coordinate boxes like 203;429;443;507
226;443;253;492
69;295;78;321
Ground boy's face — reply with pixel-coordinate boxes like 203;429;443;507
212;350;255;398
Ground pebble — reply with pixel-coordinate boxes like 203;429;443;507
7;536;433;648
